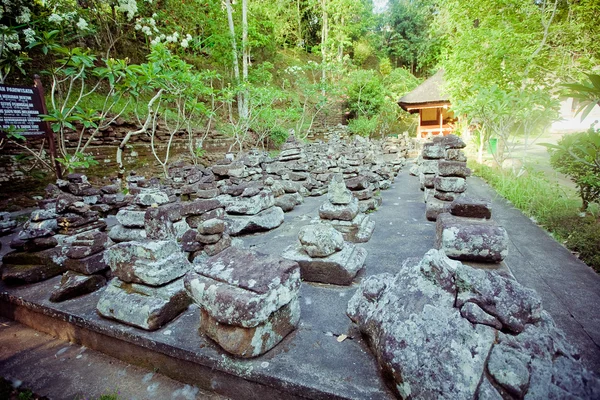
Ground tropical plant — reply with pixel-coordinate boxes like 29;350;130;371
544;125;600;211
563;73;600;120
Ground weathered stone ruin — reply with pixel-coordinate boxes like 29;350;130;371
416;135;469;221
97;239;192;330
413;135;509;263
348;249;600;399
282;222;367;285
2;198;64;284
49;230;111;302
319;174;375;243
0;211;17;236
185;247;301;358
180;198;230;261
219;181;285;236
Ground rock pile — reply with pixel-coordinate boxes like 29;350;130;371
185;247;301;358
220;182;285;236
1;203;64;284
109;186;171;243
282;223;367;285
345;175;381;213
416;135;469;221
348;249;600;399
411;135;509;263
97;239;192;330
0;212;17;236
49;230;112;302
180;199;231;261
166;162;219;200
318;174;375;243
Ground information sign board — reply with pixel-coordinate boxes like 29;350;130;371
0;84;49;137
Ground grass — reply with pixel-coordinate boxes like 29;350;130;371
469;161;600;272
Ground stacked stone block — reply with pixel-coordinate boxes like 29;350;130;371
97;239;193;330
318;174;375;243
0;212;17;236
345;175;382;213
282;223;367;285
420;135;469;221
184;247;301;358
180;199;231;262
49;230;112;302
219;181;285;236
1;201;64;284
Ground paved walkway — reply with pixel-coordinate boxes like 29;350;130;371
1;165;599;399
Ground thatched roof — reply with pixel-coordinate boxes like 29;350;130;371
398;69;450;111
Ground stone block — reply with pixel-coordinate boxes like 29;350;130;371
422;143;445;159
116;208;146;228
203;234;232;256
419;173;436;190
108;225;146;242
433;176;467;193
184;247;301;357
298;223;344;258
421;159;439;174
104;240;192;286
97;277;191;331
438;160;471;178
445;149;467;162
329;213;375;243
433;134;466;149
435;213;508;262
1;248;65;284
274;193;300;212
434;190;459;202
319;197;359;221
451;195;492;219
358;196;382;213
135;189;170;206
198;218;225;235
64;251;108;274
225;207;284;236
225;191;275;215
282;242;366;285
425;195;452;222
345;176;369;190
50;271;106;302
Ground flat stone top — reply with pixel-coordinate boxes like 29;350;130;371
195;247;299;294
437;212;499;227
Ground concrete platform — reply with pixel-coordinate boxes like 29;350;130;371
1;166;599;399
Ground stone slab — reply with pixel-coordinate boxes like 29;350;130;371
97;277;191;331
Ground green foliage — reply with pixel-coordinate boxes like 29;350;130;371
345;69;384;117
544;125;600;210
470;161;600;272
352;38;374;67
56;152;99;173
348;115;377;137
546;210;600;273
563;73;600;120
380;0;440;75
269;127;289;148
379;57;392;76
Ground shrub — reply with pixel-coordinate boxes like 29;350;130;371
470;161;600;272
545;125;600;210
269;127;289;148
348;116;378;137
345;70;385;118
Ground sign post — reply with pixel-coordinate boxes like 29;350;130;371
0;76;62;178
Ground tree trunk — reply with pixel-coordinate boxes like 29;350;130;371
241;0;249;120
321;0;328;96
224;0;244;120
